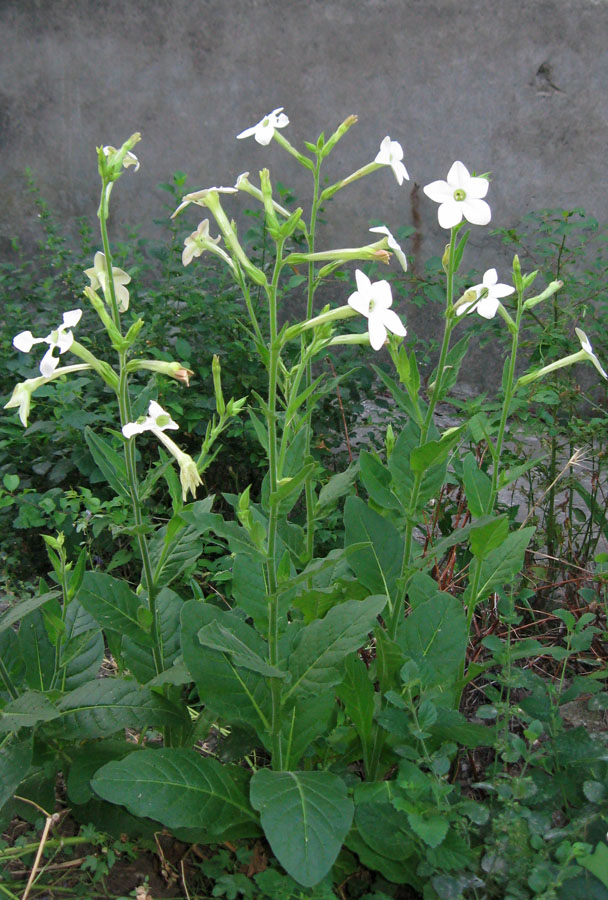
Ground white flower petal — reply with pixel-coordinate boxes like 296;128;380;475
236;125;258;140
371;280;393;310
447;161;470;189
62;309;82;329
380;308;407;337
13;331;36;353
575;328;593;355
492;282;515;299
438;202;463;230
255;121;275;146
467;176;489;199
423;180;454;204
368;315;387;351
40;347;60;377
348;292;370;317
462;198;491;226
355;269;371;293
475;296;500;319
483;269;498;287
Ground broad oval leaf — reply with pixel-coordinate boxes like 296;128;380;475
250;769;353;887
92;748;259;840
45;678;185;739
78;571;153;646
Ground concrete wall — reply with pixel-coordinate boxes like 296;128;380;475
1;0;607;377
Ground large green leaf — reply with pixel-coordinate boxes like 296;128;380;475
180;600;271;735
0;736;33;813
0;691;59;733
61;601;104;689
149;497;215;589
197;620;284;679
280;691;335;769
19;609;55;691
232;551;271;633
400;592;467;690
462;452;492;517
122;588;183;683
359;451;401;510
250;769;353;887
78;571;153;646
283;595;386;702
0;591;58;634
44;678;185;739
388;421;445;509
336;656;375;770
84;426;130;499
344;496;401;596
67;739;138;804
92;748;259;839
466;527;535;606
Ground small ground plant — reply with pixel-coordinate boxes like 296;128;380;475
1;113;608;899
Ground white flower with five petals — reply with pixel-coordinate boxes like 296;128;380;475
423;161;491;229
374;137;409;186
457;269;514;319
13;310;82;377
122;401;201;501
85;252;131;312
576;328;608;380
171;185;238;218
122;400;179;439
369;225;408;272
348;270;407;350
182;220;222;266
236;108;289;145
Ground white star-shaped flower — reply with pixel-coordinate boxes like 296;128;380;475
102;145;140;172
182;220;222;266
13;310;82;377
122;400;179;439
122;401;202;500
369;225;408;272
347;269;407;350
171;185;238;218
457;269;514;319
576;328;608;380
85;251;131;312
423;161;491;229
374;136;409;186
236;108;289;146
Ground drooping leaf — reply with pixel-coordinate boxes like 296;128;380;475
400;592;467;690
121;588;183;683
0;736;33;812
45;678;185;739
19;609;55;691
336;655;375;770
0;592;58;634
250;769;353;887
466;527;535;606
344;496;401;596
180;600;271;735
78;571;153;646
92;748;259;839
462;452;492;517
197;620;284;678
84;426;130;499
60;601;104;689
283;595;386;702
0;691;59;733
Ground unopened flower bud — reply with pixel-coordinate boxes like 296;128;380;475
212;355;226;416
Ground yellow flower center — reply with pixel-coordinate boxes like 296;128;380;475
453;189;466;202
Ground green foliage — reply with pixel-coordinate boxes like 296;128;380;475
1;123;608;900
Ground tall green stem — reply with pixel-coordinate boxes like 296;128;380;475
388;227;459;639
303;157;322;564
98;182;162;675
265;240;286;770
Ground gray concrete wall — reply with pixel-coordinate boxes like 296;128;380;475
1;0;607;372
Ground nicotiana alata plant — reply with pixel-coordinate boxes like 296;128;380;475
1;113;607;895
